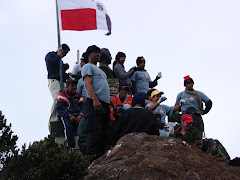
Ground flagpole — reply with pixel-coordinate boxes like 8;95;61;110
77;50;79;64
55;0;64;93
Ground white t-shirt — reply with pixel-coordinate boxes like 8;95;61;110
71;64;81;75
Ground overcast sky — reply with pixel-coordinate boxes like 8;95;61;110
0;0;239;159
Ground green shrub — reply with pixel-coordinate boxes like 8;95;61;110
0;111;19;170
1;135;90;180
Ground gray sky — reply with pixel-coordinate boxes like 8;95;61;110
0;0;239;158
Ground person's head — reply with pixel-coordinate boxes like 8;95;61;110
66;78;77;95
151;90;164;103
115;52;126;65
184;75;194;91
131;93;145;107
147;88;156;101
118;81;130;98
80;52;89;68
181;114;194;131
100;48;112;65
136;56;145;69
59;43;70;57
86;45;101;64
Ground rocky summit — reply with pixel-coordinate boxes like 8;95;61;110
85;133;240;180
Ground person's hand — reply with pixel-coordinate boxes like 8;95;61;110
76;114;83;124
157;72;162;78
179;99;186;106
68;72;73;76
64;63;69;70
69;115;76;123
93;99;102;112
157;96;167;103
77;114;83;121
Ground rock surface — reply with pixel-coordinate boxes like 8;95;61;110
85;133;240;180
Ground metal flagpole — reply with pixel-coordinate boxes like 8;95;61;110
55;0;64;93
77;50;80;64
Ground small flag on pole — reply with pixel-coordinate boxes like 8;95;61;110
57;0;112;35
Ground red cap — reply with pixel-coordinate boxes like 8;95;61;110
184;75;191;81
181;114;193;123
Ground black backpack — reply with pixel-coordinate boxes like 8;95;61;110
229;157;240;166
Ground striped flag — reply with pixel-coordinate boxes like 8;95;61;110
57;0;112;35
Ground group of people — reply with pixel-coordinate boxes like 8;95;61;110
45;44;230;160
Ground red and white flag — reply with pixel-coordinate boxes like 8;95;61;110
57;0;112;35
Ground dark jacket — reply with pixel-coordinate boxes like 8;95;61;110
172;126;201;143
45;51;68;80
112;107;159;143
56;90;83;119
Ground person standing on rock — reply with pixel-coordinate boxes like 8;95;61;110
99;48;114;79
113;52;136;88
131;56;161;98
175;75;212;138
81;45;116;158
45;44;70;128
112;93;159;144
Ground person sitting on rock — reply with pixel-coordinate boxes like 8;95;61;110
131;56;161;98
145;88;156;105
56;78;84;149
185;107;205;138
145;90;182;135
173;114;230;159
175;75;213;138
171;114;202;148
111;81;133;110
112;93;159;144
99;48;114;79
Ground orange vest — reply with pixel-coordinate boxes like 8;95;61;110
110;94;133;120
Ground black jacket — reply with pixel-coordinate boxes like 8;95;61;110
112;107;159;144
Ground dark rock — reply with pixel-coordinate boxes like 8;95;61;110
85;133;240;180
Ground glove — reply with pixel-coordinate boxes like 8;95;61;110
179;99;186;106
157;96;167;103
157;72;162;78
130;66;138;72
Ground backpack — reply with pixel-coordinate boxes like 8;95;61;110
229;157;240;166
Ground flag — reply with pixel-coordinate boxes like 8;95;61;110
57;0;112;35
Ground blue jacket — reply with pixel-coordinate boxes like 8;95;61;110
56;90;84;119
45;51;68;79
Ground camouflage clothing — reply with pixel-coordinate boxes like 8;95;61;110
201;138;230;160
172;126;202;143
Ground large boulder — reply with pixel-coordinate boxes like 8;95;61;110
85;133;240;180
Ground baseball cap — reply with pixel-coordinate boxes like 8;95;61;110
151;90;164;98
181;114;194;123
